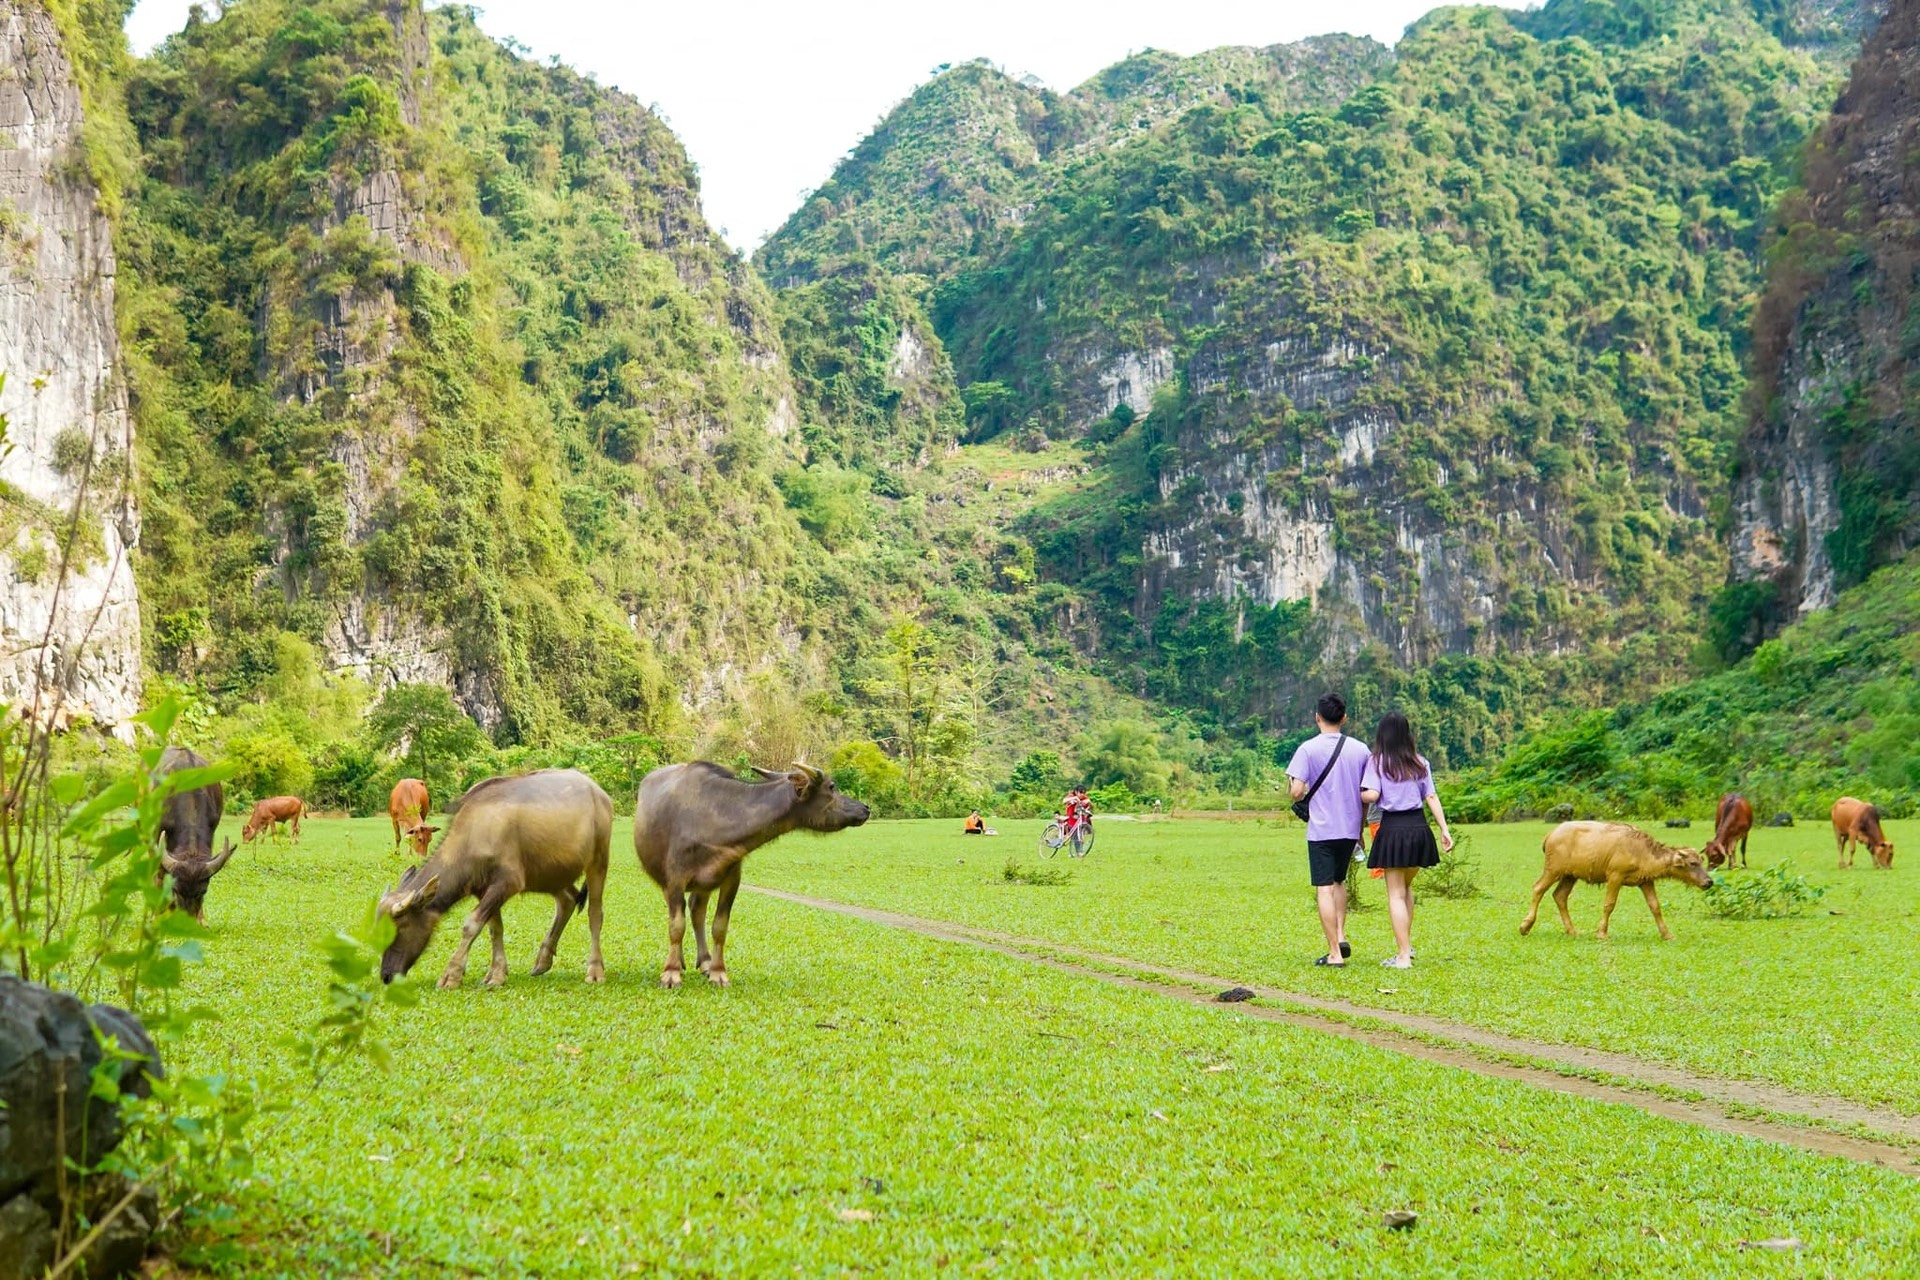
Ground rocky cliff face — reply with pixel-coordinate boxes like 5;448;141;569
1732;0;1920;624
0;0;141;737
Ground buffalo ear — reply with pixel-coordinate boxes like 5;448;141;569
789;762;823;798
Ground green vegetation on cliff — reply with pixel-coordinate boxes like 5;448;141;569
118;0;806;744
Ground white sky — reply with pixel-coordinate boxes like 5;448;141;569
124;0;1529;250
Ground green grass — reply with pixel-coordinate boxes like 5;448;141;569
170;816;1920;1274
752;816;1920;1110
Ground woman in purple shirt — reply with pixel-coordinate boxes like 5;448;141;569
1360;711;1455;970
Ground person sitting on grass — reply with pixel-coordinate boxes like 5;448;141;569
1360;711;1455;970
964;810;986;835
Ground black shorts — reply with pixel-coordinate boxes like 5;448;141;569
1307;839;1360;887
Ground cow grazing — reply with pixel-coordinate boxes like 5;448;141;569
634;762;869;988
1520;821;1713;941
389;778;430;854
405;822;438;860
377;769;610;989
1702;793;1753;870
242;795;306;845
1833;797;1895;869
155;746;234;920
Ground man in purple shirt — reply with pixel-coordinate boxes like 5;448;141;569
1286;692;1368;967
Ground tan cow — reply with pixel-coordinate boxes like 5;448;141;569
1833;798;1895;869
389;778;430;854
1520;821;1712;941
241;795;306;845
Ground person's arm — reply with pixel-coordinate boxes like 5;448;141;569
1426;791;1454;852
1289;776;1308;801
1360;757;1381;806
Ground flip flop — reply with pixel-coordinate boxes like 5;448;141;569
1381;957;1413;970
1339;941;1352;959
1314;956;1346;968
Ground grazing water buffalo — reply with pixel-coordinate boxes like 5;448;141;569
1520;821;1712;941
1702;793;1753;870
1833;797;1894;869
155;746;234;920
634;762;869;988
377;769;610;989
242;795;306;845
389;778;430;854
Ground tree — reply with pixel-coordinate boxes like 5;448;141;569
1075;720;1172;800
365;684;486;794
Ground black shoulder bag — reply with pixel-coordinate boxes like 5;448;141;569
1291;735;1347;824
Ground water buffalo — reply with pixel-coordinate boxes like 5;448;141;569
1702;793;1753;870
1520;821;1712;941
634;762;869;988
155;746;234;921
377;769;609;989
242;795;306;845
1833;797;1894;869
389;778;430;854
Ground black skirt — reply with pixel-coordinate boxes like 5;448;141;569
1368;807;1440;870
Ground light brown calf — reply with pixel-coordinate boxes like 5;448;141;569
1520;821;1712;941
241;795;306;844
1833;797;1894;869
389;778;430;854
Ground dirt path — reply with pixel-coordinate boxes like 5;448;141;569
753;886;1920;1176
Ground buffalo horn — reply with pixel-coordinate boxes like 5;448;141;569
207;838;236;875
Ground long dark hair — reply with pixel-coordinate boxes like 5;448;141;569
1371;711;1427;783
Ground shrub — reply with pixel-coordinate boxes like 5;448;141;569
1420;839;1484;900
1703;862;1828;920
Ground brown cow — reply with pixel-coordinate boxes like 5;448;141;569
378;769;609;989
242;795;306;845
1701;793;1753;870
1520;821;1713;941
389;778;430;854
405;823;438;860
1833;797;1895;869
634;762;869;988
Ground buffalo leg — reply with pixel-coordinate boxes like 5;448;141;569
1596;876;1626;940
1640;883;1672;940
442;883;512;990
1838;830;1851;869
690;891;712;974
1736;833;1747;869
531;889;577;977
583;862;606;983
706;868;742;987
662;886;688;988
1519;869;1556;935
1552;876;1579;935
484;914;508;987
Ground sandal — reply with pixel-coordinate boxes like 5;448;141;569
1381;957;1412;970
1314;956;1346;968
1339;941;1352;959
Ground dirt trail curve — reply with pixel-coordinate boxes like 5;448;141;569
752;887;1920;1176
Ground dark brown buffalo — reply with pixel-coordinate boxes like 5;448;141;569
1701;793;1753;870
1833;797;1895;869
378;769;610;989
633;762;869;988
242;795;306;844
1520;821;1712;941
389;778;430;854
155;746;234;920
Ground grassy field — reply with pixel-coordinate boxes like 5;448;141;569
751;815;1920;1110
168;815;1920;1275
